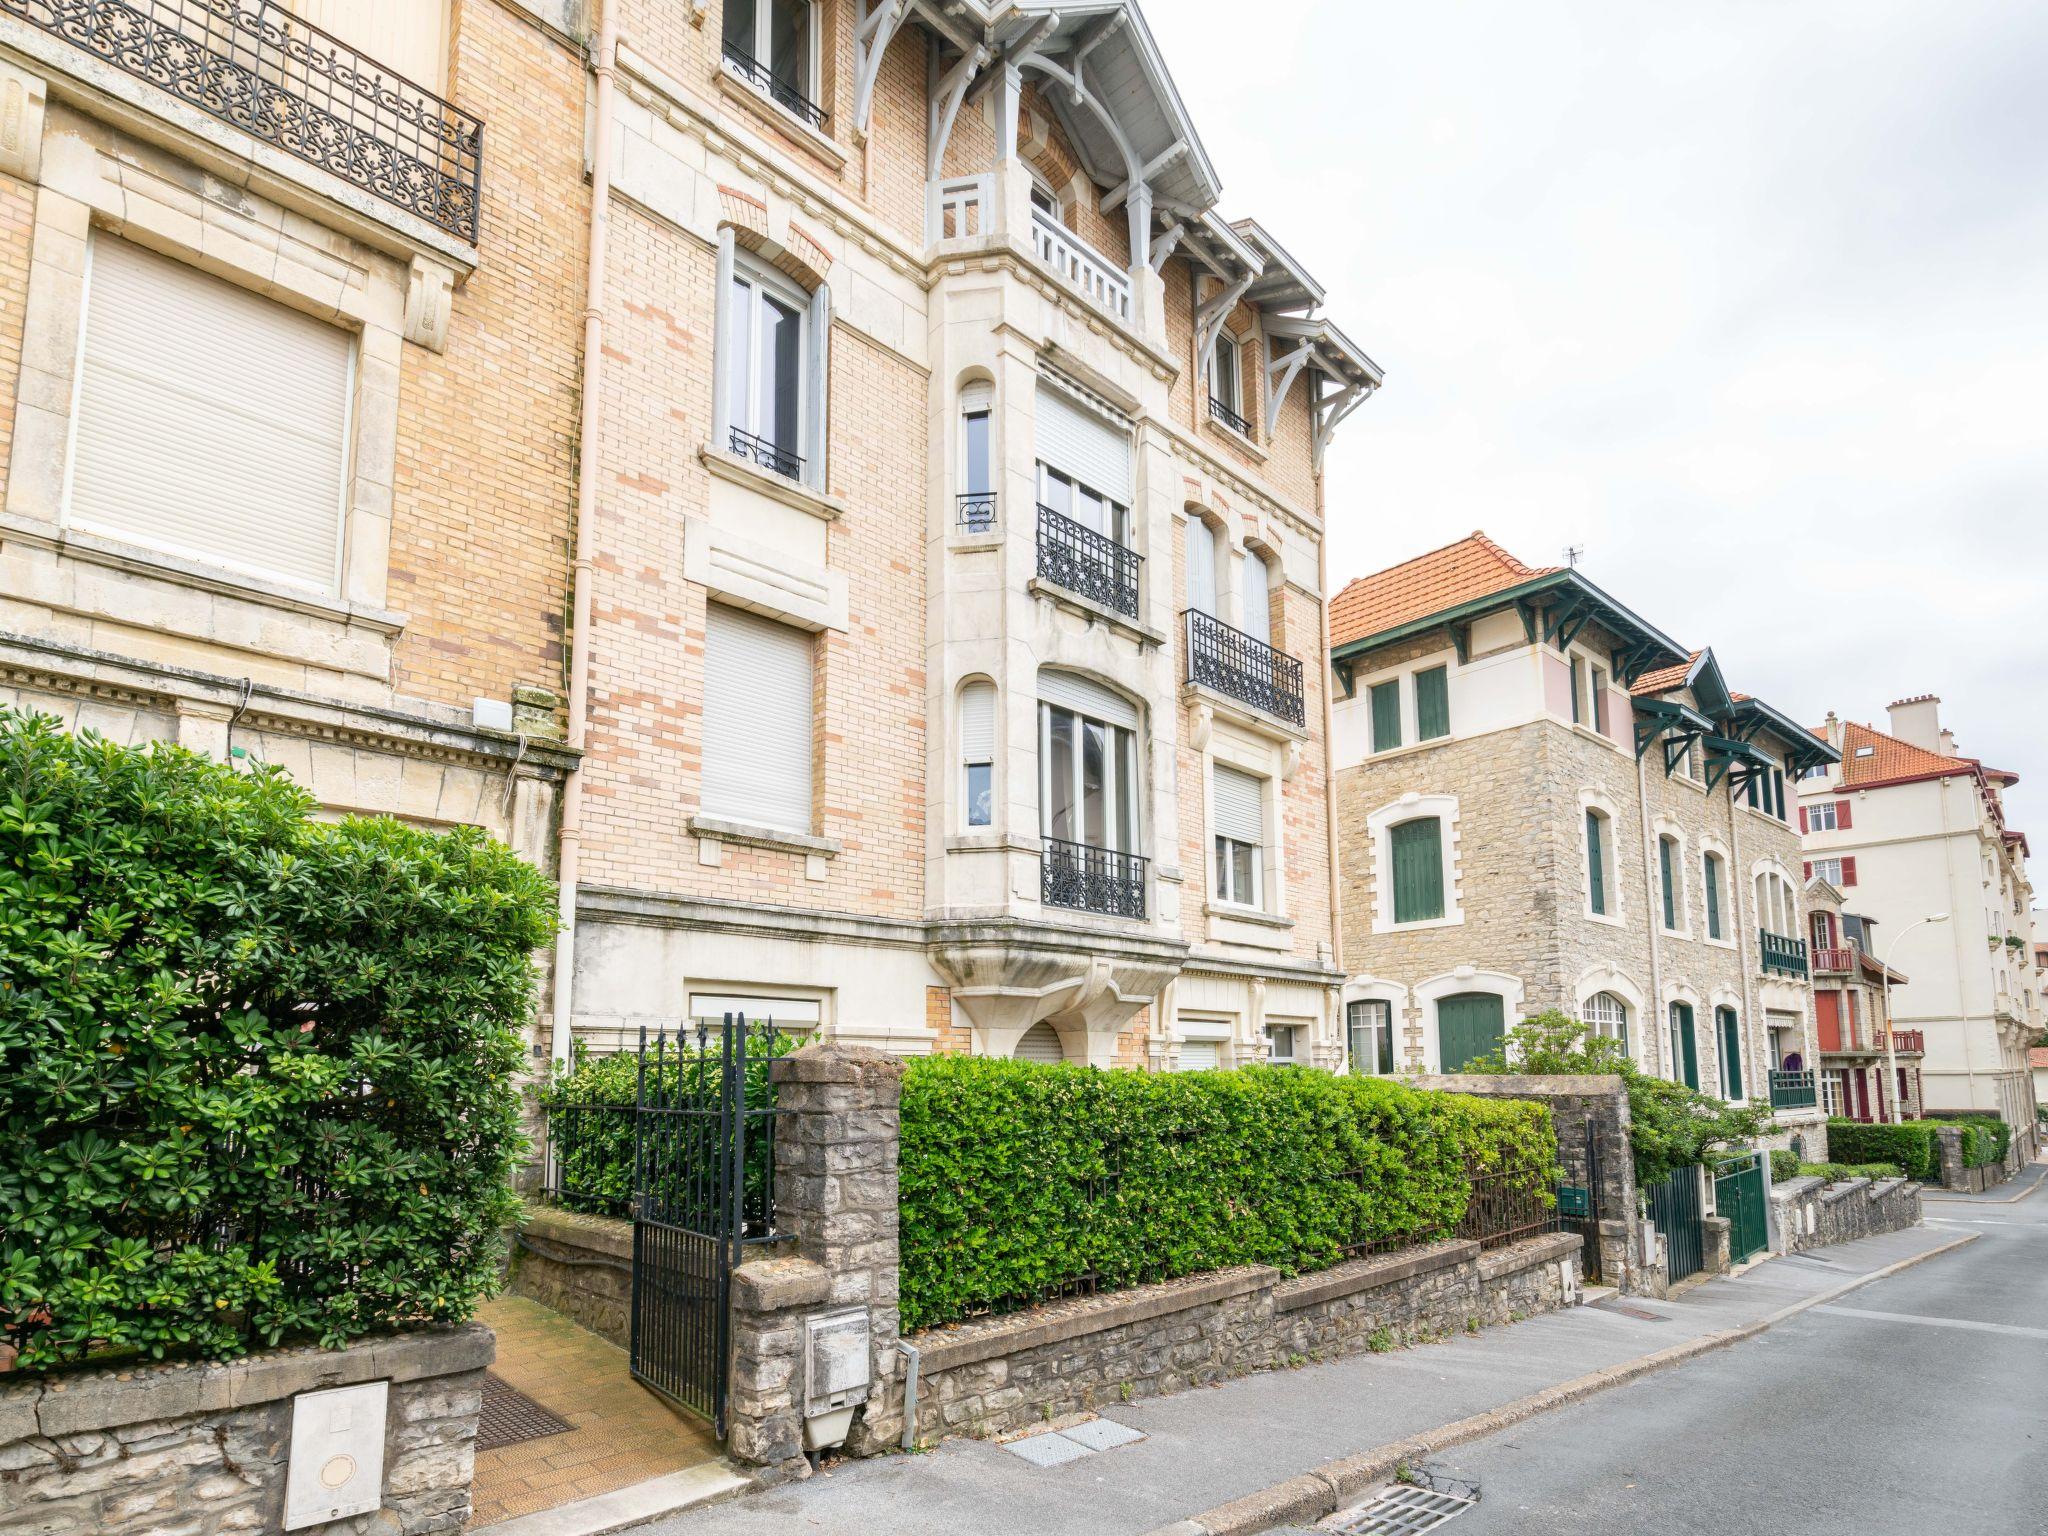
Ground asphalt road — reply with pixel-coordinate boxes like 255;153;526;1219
1416;1172;2048;1536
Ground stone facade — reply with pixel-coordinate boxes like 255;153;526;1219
0;1326;490;1535
1771;1175;1923;1253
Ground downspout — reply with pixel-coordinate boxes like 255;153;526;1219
551;4;619;1066
1635;746;1664;1075
1727;781;1756;1083
1317;489;1345;1062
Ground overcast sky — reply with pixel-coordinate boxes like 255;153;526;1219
1148;0;2048;840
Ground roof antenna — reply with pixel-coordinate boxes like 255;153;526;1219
1564;545;1584;569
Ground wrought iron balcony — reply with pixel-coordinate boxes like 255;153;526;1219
1769;1069;1817;1110
1184;608;1305;727
1207;395;1252;437
1042;837;1147;920
1759;929;1809;978
956;490;997;532
728;425;803;481
720;41;827;130
1037;503;1140;619
6;0;484;242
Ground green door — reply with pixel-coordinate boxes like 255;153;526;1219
1715;1153;1768;1263
1438;992;1505;1073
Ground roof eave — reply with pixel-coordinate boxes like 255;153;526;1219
1331;567;1688;672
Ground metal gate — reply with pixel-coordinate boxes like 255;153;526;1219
628;1015;795;1435
1556;1121;1604;1284
1714;1152;1768;1265
1646;1164;1705;1284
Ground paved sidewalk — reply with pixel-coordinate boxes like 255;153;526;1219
642;1222;1966;1536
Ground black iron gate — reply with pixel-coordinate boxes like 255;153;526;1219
1646;1164;1705;1284
1557;1121;1604;1283
627;1015;796;1435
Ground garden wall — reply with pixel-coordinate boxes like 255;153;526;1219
1771;1175;1923;1253
509;1206;634;1349
0;1326;490;1535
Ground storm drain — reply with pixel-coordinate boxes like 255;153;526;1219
477;1371;574;1452
1324;1476;1478;1534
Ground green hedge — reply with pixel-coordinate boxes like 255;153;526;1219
898;1057;1556;1333
0;709;555;1368
1824;1120;1943;1181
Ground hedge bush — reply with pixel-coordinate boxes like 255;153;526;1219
897;1056;1555;1333
1770;1154;1904;1183
1824;1120;1946;1181
0;709;555;1369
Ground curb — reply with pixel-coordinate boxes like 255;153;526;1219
1923;1167;2043;1206
1143;1232;1980;1536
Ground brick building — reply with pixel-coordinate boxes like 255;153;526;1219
1326;534;1834;1152
554;0;1377;1067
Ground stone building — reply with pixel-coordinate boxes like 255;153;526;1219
1803;878;1923;1124
1800;698;2042;1157
1327;533;1834;1151
0;0;588;1055
554;0;1376;1069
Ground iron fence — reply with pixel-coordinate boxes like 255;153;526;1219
1207;395;1251;436
1347;1152;1565;1258
5;0;484;241
1041;835;1147;919
728;425;803;481
1184;607;1305;726
1037;502;1141;618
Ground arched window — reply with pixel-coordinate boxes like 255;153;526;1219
1348;998;1394;1076
1755;869;1797;939
1717;1006;1744;1100
1014;1021;1064;1063
960;679;995;828
959;379;994;528
1583;991;1629;1052
1240;549;1272;645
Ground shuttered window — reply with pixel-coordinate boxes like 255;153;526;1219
701;604;814;833
1241;552;1272;645
1370;680;1402;753
1585;810;1607;915
70;235;352;594
1703;853;1723;938
1212;762;1265;907
1177;1040;1220;1071
1035;381;1131;502
1659;836;1679;930
1186;517;1218;615
1719;1007;1744;1100
961;680;995;828
1038;670;1138;729
1414;666;1450;740
1389;817;1444;924
288;0;448;87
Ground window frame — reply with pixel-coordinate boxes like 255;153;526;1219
1264;1021;1299;1064
1582;990;1630;1054
1585;807;1610;918
1389;815;1446;925
1414;665;1450;741
722;247;813;471
1211;328;1243;419
1658;832;1686;934
1807;800;1839;833
1703;850;1726;941
1347;998;1396;1076
1037;462;1132;548
1038;699;1139;855
1369;678;1403;753
722;0;823;109
960;679;996;830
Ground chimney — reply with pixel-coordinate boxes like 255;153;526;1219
1887;694;1942;753
1823;710;1840;750
1939;727;1957;757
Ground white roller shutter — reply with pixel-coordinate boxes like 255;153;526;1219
70;236;352;594
1035;381;1130;501
689;994;823;1028
702;604;814;833
288;0;449;88
1212;763;1265;844
1014;1022;1064;1063
1187;517;1217;616
960;680;996;763
1177;1040;1220;1071
1241;552;1272;644
1038;669;1138;729
960;380;993;413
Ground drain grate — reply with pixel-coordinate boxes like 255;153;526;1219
477;1371;574;1452
1326;1479;1478;1534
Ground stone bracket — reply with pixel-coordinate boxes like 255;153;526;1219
404;254;457;352
0;59;47;183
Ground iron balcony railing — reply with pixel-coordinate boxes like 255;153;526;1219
1769;1069;1817;1111
1207;395;1252;437
1042;837;1147;920
720;40;827;130
1759;929;1809;978
1037;503;1141;618
1811;945;1855;973
5;0;484;242
1184;607;1305;727
728;425;803;481
956;490;996;532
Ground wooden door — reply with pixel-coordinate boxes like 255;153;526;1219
1437;993;1505;1073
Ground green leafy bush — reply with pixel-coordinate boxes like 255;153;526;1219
1824;1120;1942;1181
897;1057;1555;1333
1769;1149;1797;1182
1959;1117;2011;1169
1464;1012;1768;1188
0;709;554;1369
1783;1160;1904;1183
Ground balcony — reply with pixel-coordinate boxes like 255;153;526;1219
1184;608;1305;727
1769;1069;1818;1111
1207;395;1252;437
1760;929;1809;978
1042;837;1147;920
1037;504;1140;619
7;0;484;242
956;490;996;533
1811;946;1856;973
1887;1029;1925;1054
720;40;827;131
1031;209;1131;322
728;426;803;482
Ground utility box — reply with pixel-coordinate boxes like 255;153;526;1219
802;1308;870;1451
283;1381;388;1530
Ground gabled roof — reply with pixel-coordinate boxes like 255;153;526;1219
1329;532;1557;649
1836;719;1984;790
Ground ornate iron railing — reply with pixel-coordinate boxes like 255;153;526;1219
1769;1069;1817;1110
1184;607;1304;726
956;490;996;532
720;40;827;130
1760;929;1808;977
5;0;484;241
1042;836;1147;919
1207;395;1251;437
1037;503;1140;618
1030;208;1131;320
728;425;803;481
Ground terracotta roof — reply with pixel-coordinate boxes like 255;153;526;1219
1329;531;1558;650
2030;1046;2048;1071
1630;651;1704;698
1836;719;1981;789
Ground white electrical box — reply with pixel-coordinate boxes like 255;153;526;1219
804;1308;872;1416
284;1381;388;1530
472;696;514;733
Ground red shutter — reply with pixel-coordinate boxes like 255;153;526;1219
1803;860;1812;881
1842;856;1858;886
1798;806;1809;833
1836;800;1852;830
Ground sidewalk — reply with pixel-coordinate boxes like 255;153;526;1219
641;1223;1967;1536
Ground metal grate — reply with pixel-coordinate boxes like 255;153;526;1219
476;1372;573;1452
1326;1479;1478;1535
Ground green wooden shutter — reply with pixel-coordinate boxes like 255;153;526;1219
1370;680;1402;752
1703;854;1721;938
1659;837;1677;930
1719;1007;1743;1099
1671;1003;1698;1090
1414;666;1449;740
1438;992;1505;1072
1390;817;1443;923
1585;810;1606;915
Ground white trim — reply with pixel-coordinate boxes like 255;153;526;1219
1413;969;1525;1075
1575;963;1645;1065
1341;980;1407;1074
1366;792;1463;933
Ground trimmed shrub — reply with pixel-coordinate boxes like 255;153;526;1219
1825;1120;1942;1181
1961;1118;2011;1169
897;1056;1555;1333
1769;1149;1797;1182
0;710;555;1369
1799;1161;1904;1183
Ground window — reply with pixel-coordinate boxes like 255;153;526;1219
1212;762;1265;908
1668;1002;1698;1090
70;235;353;593
1029;173;1061;219
1414;666;1450;741
961;680;995;828
701;605;815;833
1265;1022;1299;1063
1014;1021;1064;1062
961;382;993;501
1717;1006;1743;1100
1348;999;1395;1075
1038;464;1131;547
1583;991;1629;1052
688;993;821;1033
1039;674;1139;854
1703;852;1725;939
1800;763;1829;781
723;249;811;476
1590;666;1609;734
1370;680;1402;753
1807;801;1839;832
1854;744;1875;759
722;0;819;108
1241;551;1273;646
1756;869;1798;935
1036;383;1132;541
1811;855;1844;886
1569;656;1586;724
1210;330;1244;425
1585;809;1610;916
1186;516;1218;616
1659;834;1681;931
1390;817;1445;924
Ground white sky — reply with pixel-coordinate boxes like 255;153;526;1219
1147;0;2048;838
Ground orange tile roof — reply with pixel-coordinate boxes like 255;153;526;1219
1836;719;1977;788
1629;651;1703;698
2030;1046;2048;1071
1329;531;1558;649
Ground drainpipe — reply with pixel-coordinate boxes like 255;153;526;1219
1317;488;1345;1064
551;4;619;1066
1635;746;1664;1075
1727;783;1757;1082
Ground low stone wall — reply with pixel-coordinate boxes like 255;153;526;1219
884;1233;1581;1446
1772;1175;1923;1253
509;1205;634;1349
0;1325;490;1535
1933;1124;2012;1193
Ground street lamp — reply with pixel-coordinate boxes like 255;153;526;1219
1881;913;1949;1124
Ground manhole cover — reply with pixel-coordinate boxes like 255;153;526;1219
477;1372;574;1452
1326;1477;1478;1534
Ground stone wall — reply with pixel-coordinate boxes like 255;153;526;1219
1933;1123;2012;1193
0;1326;490;1535
508;1206;633;1350
1771;1175;1923;1252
